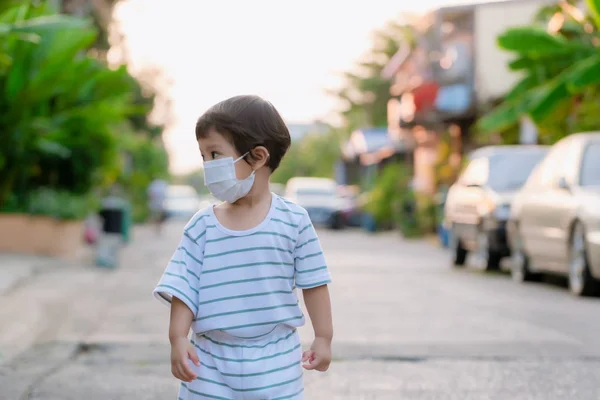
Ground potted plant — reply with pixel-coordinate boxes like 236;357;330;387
28;189;94;258
0;188;94;258
0;195;30;253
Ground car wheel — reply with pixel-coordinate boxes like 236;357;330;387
568;222;600;297
450;227;467;267
510;227;541;283
474;230;500;271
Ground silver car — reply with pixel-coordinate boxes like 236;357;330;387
444;145;548;270
508;133;600;296
163;185;208;220
284;177;344;229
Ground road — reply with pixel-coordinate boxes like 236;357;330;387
1;221;599;399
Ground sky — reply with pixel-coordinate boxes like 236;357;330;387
113;0;460;174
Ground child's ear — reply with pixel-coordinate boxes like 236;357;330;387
250;146;270;169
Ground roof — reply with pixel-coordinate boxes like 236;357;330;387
432;0;552;14
342;128;409;164
343;128;390;155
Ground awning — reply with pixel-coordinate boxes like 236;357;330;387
341;128;408;165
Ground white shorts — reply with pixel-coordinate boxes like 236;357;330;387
179;325;304;400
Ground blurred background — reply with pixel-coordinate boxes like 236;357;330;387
1;0;600;399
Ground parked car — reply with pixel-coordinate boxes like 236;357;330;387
444;145;549;270
163;185;206;220
507;133;600;296
285;177;344;229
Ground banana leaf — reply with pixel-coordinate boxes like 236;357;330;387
566;54;600;91
498;27;580;56
529;78;570;122
587;0;600;29
504;75;538;102
528;54;600;121
477;86;547;133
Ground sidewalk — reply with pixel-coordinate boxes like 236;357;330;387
0;249;98;365
0;254;60;296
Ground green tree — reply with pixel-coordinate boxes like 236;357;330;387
478;0;600;143
271;128;342;184
60;0;172;221
330;21;415;133
0;1;146;215
272;20;415;187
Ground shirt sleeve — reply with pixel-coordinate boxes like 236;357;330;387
294;213;332;289
153;231;203;315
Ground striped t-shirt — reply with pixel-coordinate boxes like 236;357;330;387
153;193;332;339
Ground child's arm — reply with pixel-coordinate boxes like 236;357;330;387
169;296;195;342
294;212;333;371
153;217;207;382
303;285;333;340
302;285;333;371
169;297;200;382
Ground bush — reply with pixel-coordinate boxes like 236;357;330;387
364;162;439;237
27;188;97;220
364;163;412;232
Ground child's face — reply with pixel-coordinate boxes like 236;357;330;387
198;128;253;180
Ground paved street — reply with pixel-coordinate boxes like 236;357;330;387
1;221;599;399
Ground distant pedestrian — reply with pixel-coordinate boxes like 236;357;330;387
153;95;333;399
148;178;168;233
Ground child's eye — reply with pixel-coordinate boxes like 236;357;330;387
211;151;220;159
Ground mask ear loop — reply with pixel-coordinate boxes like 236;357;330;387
234;152;250;163
238;148;270;170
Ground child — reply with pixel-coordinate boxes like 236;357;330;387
153;95;333;400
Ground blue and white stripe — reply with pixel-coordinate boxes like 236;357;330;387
154;194;332;339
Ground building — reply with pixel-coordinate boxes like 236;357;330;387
383;0;557;194
337;128;411;189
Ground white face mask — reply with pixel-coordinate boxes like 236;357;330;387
203;153;255;203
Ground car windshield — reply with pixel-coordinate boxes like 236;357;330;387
580;142;600;187
487;151;547;191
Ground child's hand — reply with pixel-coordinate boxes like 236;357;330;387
302;337;332;372
170;336;200;382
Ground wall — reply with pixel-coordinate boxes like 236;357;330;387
474;0;556;104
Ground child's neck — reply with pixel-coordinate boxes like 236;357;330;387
231;179;271;208
214;180;272;231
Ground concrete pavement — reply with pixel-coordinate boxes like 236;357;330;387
1;221;599;399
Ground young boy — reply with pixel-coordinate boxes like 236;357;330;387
153;95;333;400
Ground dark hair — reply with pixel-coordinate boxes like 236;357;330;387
195;95;291;171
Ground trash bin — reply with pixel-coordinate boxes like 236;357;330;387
96;195;127;268
121;202;132;244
